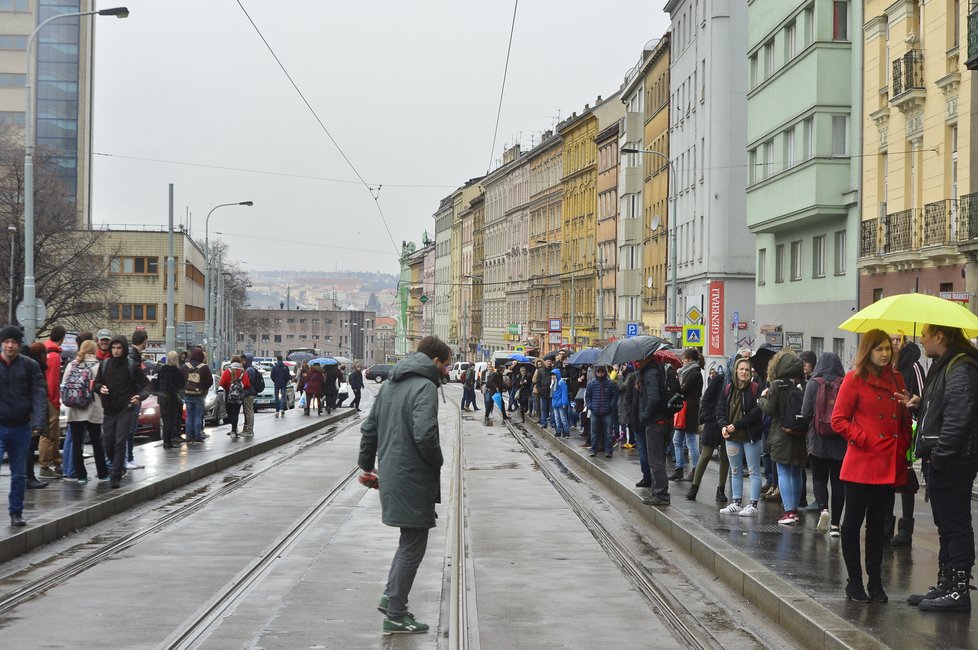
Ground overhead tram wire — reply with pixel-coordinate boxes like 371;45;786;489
212;230;393;256
235;0;399;255
486;0;519;174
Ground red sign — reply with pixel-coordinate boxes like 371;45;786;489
664;325;683;333
708;281;725;356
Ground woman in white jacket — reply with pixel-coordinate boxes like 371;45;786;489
61;340;109;483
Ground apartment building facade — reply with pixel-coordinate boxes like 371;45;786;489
526;132;564;354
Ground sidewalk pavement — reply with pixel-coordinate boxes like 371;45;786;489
0;409;355;565
523;418;976;650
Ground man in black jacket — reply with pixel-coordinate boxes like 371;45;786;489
349;363;364;412
637;354;670;506
94;335;149;488
910;324;978;612
0;325;47;526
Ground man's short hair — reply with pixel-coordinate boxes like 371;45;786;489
131;330;148;346
75;331;93;344
417;335;451;362
49;325;67;343
276;355;283;362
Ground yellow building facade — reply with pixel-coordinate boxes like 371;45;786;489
527;132;564;353
643;37;671;335
859;1;974;304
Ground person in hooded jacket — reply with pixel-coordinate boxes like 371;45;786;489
93;335;149;488
759;350;809;526
831;329;911;605
154;351;186;449
886;336;924;547
616;365;635;448
551;368;571;436
638;355;673;506
358;336;449;635
688;365;729;503
270;355;291;418
585;365;619;456
717;357;764;516
303;363;324;415
670;349;704;481
61;340;109;481
801;352;847;537
180;347;212;443
220;357;251;434
516;365;533;423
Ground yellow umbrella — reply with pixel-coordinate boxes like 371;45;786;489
839;293;978;337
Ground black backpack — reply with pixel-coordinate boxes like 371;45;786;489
776;379;808;436
660;362;684;417
249;366;265;393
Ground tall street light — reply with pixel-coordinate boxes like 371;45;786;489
21;6;129;341
204;201;253;368
621;147;678;344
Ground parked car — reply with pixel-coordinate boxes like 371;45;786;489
449;362;471;383
136;394;162;438
473;362;489;389
253;370;296;411
364;364;393;383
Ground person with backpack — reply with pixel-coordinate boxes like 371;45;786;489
60;340;109;481
551;368;571;437
39;325;67;479
830;329;911;605
241;354;263;437
180;347;213;443
534;358;553;429
716;357;764;516
93;334;150;488
759;350;809;526
460;365;478;412
154;351;186;449
219;357;251;437
800;352;847;536
888;336;924;546
637;354;674;507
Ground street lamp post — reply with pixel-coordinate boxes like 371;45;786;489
7;226;16;325
621;147;678;344
21;6;129;341
204;200;252;368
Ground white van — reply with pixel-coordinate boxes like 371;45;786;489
449;361;471;382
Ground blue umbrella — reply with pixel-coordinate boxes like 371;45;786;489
309;357;339;366
567;347;601;366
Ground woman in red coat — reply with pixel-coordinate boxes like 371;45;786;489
831;329;912;604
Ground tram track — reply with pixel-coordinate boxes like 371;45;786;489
0;415;365;618
503;419;722;650
447;395;475;650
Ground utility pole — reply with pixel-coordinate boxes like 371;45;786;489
165;184;176;351
597;250;604;342
570;271;576;349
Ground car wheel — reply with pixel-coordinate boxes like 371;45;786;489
375;376;383;383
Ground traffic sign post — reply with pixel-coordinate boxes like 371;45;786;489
682;325;705;346
625;322;639;337
15;299;46;329
664;324;683;334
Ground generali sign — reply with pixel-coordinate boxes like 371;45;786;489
708;281;724;357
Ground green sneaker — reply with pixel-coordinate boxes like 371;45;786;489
383;612;429;635
377;595;388;614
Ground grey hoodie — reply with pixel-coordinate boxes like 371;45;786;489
801;352;847;460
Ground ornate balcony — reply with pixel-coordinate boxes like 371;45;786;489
958;192;978;241
860;218;880;258
891;49;926;111
922;200;957;246
967;8;978;70
885;209;921;253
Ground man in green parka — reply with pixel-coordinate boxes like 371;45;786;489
359;335;451;635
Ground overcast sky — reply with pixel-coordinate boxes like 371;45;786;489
91;1;671;275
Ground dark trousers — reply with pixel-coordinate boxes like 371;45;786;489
69;421;107;480
161;400;182;445
927;463;978;569
385;527;430;619
517;394;530;419
841;481;890;584
227;400;242;430
461;386;476;410
103;407;137;479
645;422;670;499
351;388;362;410
810;455;844;525
591;413;614;454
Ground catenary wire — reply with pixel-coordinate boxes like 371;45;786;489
234;0;400;254
486;0;520;174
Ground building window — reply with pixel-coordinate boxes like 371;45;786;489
950;0;960;49
110;256;159;275
0;35;27;50
785;21;797;60
833;1;849;40
757;248;766;285
763;140;774;179
775;244;785;283
790;240;803;281
805;5;815;45
274;334;282;343
0;111;25;126
811;336;824;356
872;288;884;302
0;73;26;87
833;337;846;356
764;40;775;77
784;127;796;169
749;54;759;88
812;235;826;278
802;117;814;159
834;230;846;275
748;148;758;184
0;0;29;10
109;303;158;322
831;115;849;155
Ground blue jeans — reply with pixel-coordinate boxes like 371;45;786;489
538;398;552;428
61;424;75;478
776;463;803;512
0;423;30;515
591;413;615;454
553;406;570;434
725;438;763;503
673;430;700;469
635;420;651;482
184;395;205;441
275;386;288;412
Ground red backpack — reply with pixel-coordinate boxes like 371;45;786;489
813;376;843;436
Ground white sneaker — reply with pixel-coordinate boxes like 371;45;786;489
719;502;742;515
125;460;143;470
816;509;831;534
738;503;758;516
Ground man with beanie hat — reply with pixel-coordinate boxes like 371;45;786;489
93;334;149;488
0;325;48;526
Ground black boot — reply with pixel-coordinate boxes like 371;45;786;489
919;569;971;612
715;486;727;504
685;484;699;501
867;577;888;603
889;517;914;547
845;580;871;603
882;515;896;543
668;467;684;481
908;566;949;606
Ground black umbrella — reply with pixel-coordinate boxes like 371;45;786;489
543;351;558;361
287;351;315;363
748;345;777;379
594;336;671;367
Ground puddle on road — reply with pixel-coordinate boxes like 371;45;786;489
466;462;521;471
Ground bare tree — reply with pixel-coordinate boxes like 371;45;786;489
0;132;118;336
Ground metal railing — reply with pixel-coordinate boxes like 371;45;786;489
959;192;978;241
884;209;920;253
860;218;879;258
922;199;957;246
967;7;978;70
892;49;924;96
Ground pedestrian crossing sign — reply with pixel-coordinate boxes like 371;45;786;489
682;325;704;346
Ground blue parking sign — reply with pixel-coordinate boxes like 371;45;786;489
626;323;639;337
